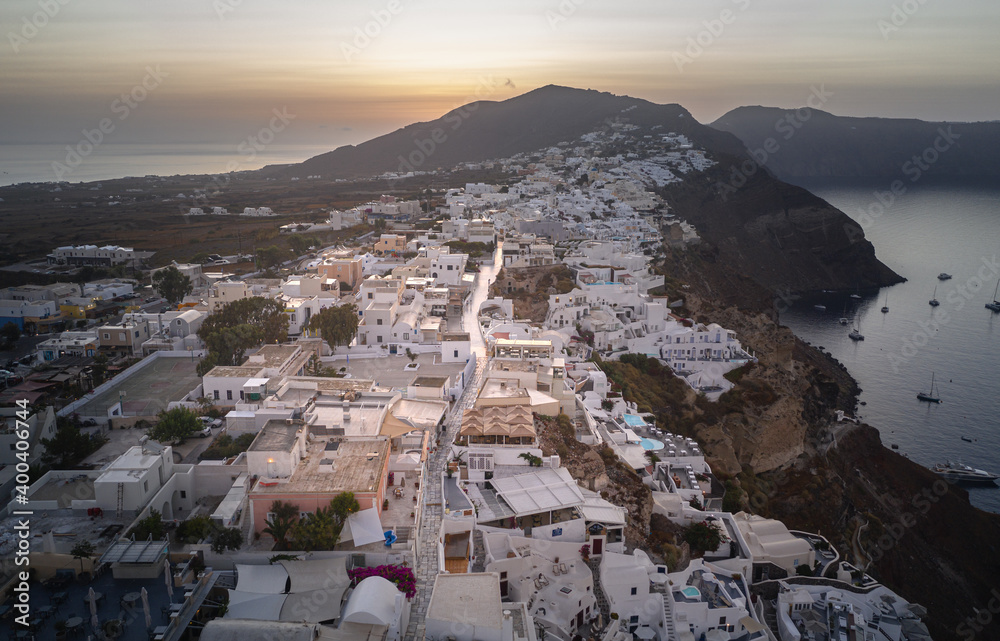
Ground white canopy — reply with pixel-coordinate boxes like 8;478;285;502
280;589;348;622
235;563;289;594
341;576;400;626
226;591;287;620
343;508;386;546
280;557;349;593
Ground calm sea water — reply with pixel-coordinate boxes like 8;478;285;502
0;143;333;187
781;178;1000;514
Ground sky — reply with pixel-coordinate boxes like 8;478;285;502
2;0;999;149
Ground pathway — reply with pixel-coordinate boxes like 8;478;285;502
404;252;495;641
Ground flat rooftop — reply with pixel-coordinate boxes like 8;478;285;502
206;366;263;378
30;474;95;506
250;420;304;453
412;376;449;388
427;573;503;630
252;438;389;495
76;355;202;417
247;344;301;368
340;353;465;391
479;378;528;399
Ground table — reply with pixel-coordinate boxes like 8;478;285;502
150;625;168;641
82;592;104;605
66;616;83;633
37;605;55;619
51;591;68;605
121;592;141;607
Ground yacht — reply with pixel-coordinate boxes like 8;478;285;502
848;328;864;341
938;273;953;280
929;284;940;307
986;279;1000;312
814;304;826;312
881;292;889;314
932;462;999;485
916;372;941;404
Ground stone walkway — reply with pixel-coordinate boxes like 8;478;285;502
403;356;486;641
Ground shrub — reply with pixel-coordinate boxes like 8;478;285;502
348;565;416;598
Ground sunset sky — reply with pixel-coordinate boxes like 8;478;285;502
3;0;999;149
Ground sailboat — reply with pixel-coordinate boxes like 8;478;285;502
917;372;942;404
929;283;940;307
986;278;1000;312
848;310;864;341
839;300;850;325
881;292;889;314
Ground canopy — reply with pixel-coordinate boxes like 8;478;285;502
739;616;767;634
226;591;287;621
235;563;289;594
380;413;417;439
343;508;386;546
280;589;348;622
341;577;400;626
280;557;349;593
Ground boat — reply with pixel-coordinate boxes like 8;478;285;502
881;292;889;314
814;304;826;312
848;310;864;341
986;279;1000;312
929;283;940;307
916;372;942;404
838;300;850;325
961;436;974;443
850;293;861;300
932;462;999;485
938;273;953;280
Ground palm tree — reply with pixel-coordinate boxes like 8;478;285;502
262;500;299;551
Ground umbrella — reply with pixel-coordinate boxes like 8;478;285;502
164;559;174;601
88;587;99;631
141;587;152;629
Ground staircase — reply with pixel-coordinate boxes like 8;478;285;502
471;528;487;573
652;583;677;641
586;558;611;622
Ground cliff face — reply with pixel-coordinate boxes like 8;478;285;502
658;166;902;294
659;248;1000;641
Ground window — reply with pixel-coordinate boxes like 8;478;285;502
103;333;110;340
239;390;245;400
368;293;374;299
630;616;639;624
266;512;276;523
180;491;187;499
377;336;383;343
403;333;409;340
134;330;139;337
447;265;453;270
119;332;126;341
630;587;637;596
453;350;459;358
213;390;220;400
226;390;233;400
376;318;383;325
143;480;148;492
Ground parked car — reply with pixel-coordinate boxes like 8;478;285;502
196;425;213;438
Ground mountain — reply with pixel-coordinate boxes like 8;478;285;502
711;106;1000;180
274;85;901;294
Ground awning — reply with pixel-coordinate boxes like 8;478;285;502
342;508;386;546
226;591;286;620
380;413;417;439
280;589;348;622
235;564;289;594
280;557;349;593
739;616;766;634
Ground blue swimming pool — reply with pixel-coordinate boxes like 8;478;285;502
623;413;647;427
640;438;664;451
681;586;701;599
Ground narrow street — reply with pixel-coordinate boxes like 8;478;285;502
403;247;497;641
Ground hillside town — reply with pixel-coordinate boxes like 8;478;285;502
0;125;933;641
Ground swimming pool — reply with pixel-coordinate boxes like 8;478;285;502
623;413;647;427
640;438;664;451
680;586;701;599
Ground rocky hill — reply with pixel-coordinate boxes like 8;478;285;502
711;106;1000;180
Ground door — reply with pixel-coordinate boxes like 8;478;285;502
592;537;603;556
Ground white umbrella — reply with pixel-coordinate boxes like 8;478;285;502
164;559;174;601
141;587;152;629
88;587;99;631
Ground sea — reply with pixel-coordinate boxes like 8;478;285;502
0;143;335;187
780;178;1000;515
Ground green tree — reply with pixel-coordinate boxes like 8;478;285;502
211;527;244;553
129;510;166;540
256;245;285;269
202;324;264;368
263;500;300;551
152;266;193;304
148;407;201;444
197;298;289;369
0;322;20;350
329;492;360;525
40;419;105;468
308;304;359;353
682;520;724;555
287;507;340;552
70;540;96;573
